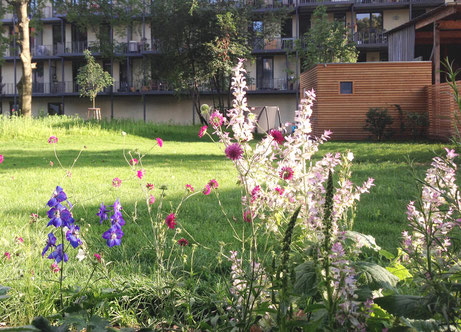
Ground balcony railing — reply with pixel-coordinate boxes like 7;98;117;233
253;37;296;51
114;80;172;93
55;41;88;54
249;78;295;91
353;30;387;45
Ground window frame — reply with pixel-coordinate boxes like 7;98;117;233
339;81;354;95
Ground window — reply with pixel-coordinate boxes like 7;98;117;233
256;57;274;89
48;103;63;115
281;18;292;38
356;12;382;33
340;81;353;94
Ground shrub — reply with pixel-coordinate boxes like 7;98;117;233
364;107;393;141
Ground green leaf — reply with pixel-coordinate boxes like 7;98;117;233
0;285;11;300
379;249;396;260
0;326;40;332
356;261;400;291
294;261;318;297
387;262;412;281
374;295;432;320
345;231;381;251
400;318;441;332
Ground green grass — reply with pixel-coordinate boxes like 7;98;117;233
0;115;451;326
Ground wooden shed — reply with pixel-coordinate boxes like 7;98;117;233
299;62;432;140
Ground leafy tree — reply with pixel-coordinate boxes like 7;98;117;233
77;50;114;109
296;6;358;71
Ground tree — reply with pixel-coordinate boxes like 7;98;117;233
76;50;114;109
296;6;358;71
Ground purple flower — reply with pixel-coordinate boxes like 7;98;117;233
110;211;125;229
47;204;74;228
102;226;124;247
113;198;122;213
97;203;109;224
47;244;68;264
225;143;244;161
42;232;57;257
66;224;82;248
47;186;67;207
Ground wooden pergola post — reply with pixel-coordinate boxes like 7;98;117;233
433;21;440;84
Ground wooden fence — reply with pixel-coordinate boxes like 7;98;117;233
427;81;460;140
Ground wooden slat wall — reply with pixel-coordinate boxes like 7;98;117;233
300;62;432;140
388;26;415;61
427;82;461;140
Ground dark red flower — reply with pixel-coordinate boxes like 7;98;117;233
178;238;189;246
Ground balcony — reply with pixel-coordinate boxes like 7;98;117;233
253;37;296;53
248;78;295;92
353;30;387;46
56;41;88;55
3;44;56;57
113;80;172;93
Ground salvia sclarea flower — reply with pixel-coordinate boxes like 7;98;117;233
43;187;82;264
100;198;125;247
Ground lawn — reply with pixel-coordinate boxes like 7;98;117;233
0;115;451;327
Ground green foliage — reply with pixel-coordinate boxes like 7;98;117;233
296;6;358;71
364;107;394;141
374;295;432;320
76;50;114;108
355;261;400;291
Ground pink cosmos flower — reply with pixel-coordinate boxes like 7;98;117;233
270;130;284;145
198;126;207;138
130;158;138;166
186;184;194;192
146;183;154;190
280;167;294;181
156;138;163;148
208;179;219;189
0;154;3;164
149;195;156;205
51;263;60;273
225;143;244;161
112;177;122;188
165;213;177;229
210;111;224;128
94;253;101;263
137;169;145;179
178;238;189;246
202;184;211;195
4;252;11;260
48;136;58;144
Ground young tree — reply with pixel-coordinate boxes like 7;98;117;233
77;50;114;109
296;6;358;71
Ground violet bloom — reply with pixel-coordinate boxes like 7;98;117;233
110;212;125;229
97;203;109;224
66;224;82;248
47;186;67;207
102;226;124;247
225;143;244;161
42;232;57;257
113;198;122;213
47;205;74;228
48;244;68;264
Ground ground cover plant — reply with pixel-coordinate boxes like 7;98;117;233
0;63;459;330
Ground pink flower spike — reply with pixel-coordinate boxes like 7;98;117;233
94;253;101;263
137;169;145;180
129;158;138;166
165;213;177;229
198;125;208;138
202;184;211;196
185;184;194;192
149;195;156;205
280;167;294;181
445;148;458;159
51;263;60;273
4;252;11;260
48;136;58;144
208;179;219;189
0;154;3;164
156;138;163;148
112;177;122;188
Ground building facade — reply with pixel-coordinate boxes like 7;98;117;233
0;0;445;124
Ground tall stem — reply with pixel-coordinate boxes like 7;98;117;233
59;227;65;314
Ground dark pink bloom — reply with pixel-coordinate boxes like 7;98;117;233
137;169;145;179
94;253;101;263
251;185;260;203
0;155;3;164
165;213;177;229
280;167;294;181
146;183;154;191
16;237;23;244
178;238;189;246
112;177;122;188
208;179;219;189
30;213;38;223
243;210;253;223
51;263;60;273
270;130;284;145
202;184;211;195
48;136;58;144
156;138;163;147
149;195;155;205
4;252;11;260
130;158;138;166
50;161;54;167
198;126;207;138
210;111;224;128
225;143;244;161
186;184;194;192
275;187;285;196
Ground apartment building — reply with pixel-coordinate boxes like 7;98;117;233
0;0;445;124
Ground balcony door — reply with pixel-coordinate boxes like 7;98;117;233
256;57;274;90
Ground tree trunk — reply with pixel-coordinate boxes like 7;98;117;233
15;0;32;117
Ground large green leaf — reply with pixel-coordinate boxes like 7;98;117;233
374;295;432;320
0;285;10;301
294;261;318;297
400;318;441;332
356;261;400;291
